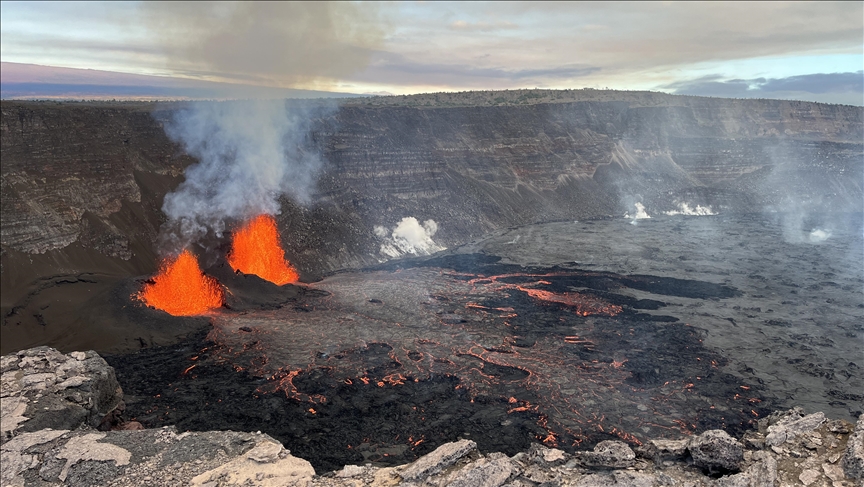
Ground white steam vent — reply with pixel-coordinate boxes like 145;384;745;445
808;229;831;243
624;202;651;225
663;202;717;216
376;217;445;258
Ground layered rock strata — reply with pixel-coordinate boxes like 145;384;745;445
2;96;861;279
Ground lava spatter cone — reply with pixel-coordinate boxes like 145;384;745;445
138;249;224;316
228;214;299;285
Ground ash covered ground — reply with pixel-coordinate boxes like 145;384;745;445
104;212;863;472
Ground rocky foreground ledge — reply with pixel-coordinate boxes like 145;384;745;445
2;347;862;487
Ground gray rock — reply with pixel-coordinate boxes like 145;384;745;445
189;439;315;486
745;453;778;487
640;438;690;464
715;473;751;487
578;441;636;468
1;347;122;436
0;429;68;485
716;453;777;487
574;470;655;487
335;464;366;478
2;426;307;487
764;410;826;447
447;456;514;487
525;444;568;466
687;430;744;473
56;432;132;482
398;438;477;480
842;413;864;480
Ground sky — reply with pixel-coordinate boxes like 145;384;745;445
1;1;862;104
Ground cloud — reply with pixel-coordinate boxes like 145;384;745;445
449;20;518;32
352;52;600;88
139;2;388;88
372;2;862;92
0;62;363;100
665;71;864;106
2;1;861;95
757;72;863;94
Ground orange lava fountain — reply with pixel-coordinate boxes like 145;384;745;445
138;249;224;316
228;214;299;285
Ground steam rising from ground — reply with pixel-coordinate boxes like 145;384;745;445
624;202;651;225
808;229;832;242
376;217;445;258
664;202;717;216
158;100;330;254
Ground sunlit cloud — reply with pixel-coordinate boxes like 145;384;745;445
1;1;861;103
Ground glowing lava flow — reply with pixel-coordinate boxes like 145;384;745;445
228;215;299;285
138;249;223;316
518;287;622;316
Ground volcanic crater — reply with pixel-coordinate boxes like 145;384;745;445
1;94;862;473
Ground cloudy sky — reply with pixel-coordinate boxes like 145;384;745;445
1;1;862;104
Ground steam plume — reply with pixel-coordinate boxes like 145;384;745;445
663;202;717;216
376;217;444;258
158;99;330;254
624;202;651;225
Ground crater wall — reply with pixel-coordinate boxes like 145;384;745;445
2;93;862;322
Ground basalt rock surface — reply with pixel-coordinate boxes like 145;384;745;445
2;347;863;486
1;346;122;437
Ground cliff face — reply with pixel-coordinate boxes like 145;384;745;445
2;95;862;289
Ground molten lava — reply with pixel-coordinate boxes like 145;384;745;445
138;249;223;316
228;214;299;285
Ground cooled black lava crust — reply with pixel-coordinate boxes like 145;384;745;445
106;257;775;473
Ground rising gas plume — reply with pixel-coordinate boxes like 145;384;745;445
376;217;444;257
158;99;328;255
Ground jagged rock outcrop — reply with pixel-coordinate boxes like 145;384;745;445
1;347;121;436
687;429;745;474
2;346;862;486
574;440;636;469
842;414;864;480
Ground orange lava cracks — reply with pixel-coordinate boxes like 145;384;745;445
228;214;299;285
465;272;623;317
519;287;623;316
138;249;223;316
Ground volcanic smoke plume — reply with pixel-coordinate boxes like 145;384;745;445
157;99;329;255
139;99;327;315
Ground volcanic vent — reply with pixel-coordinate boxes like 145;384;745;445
228;214;300;285
138;249;223;316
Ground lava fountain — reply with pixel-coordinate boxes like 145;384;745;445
228;214;299;285
138;249;223;316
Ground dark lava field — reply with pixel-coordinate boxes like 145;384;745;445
103;213;863;472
